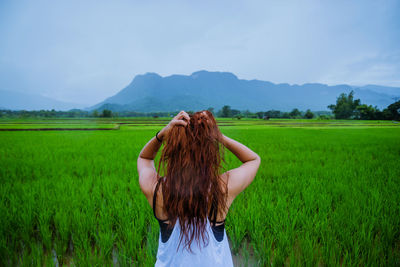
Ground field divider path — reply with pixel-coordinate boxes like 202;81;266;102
0;123;122;131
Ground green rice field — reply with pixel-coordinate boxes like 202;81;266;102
0;118;399;266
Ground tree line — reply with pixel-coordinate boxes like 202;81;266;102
327;90;400;120
214;91;399;120
1;91;399;120
0;107;330;119
213;106;331;119
0;109;176;118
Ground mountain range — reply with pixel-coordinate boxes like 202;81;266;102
1;70;399;112
0;89;85;111
90;70;400;112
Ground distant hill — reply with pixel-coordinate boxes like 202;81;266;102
0;89;85;111
352;84;400;97
90;70;400;112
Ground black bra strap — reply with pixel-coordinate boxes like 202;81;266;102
208;201;219;225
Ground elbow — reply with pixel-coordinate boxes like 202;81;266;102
254;154;261;169
243;154;261;165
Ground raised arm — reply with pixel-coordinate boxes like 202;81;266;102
220;134;261;203
137;111;190;203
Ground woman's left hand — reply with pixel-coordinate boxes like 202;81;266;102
158;110;190;139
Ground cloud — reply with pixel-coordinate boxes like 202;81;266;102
0;0;399;105
319;50;400;87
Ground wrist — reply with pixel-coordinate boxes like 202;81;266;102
219;134;226;144
158;126;168;139
156;131;163;142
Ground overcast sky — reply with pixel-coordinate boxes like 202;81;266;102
0;0;399;105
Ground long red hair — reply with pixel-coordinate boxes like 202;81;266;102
156;110;228;251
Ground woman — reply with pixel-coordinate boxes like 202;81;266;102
137;110;261;266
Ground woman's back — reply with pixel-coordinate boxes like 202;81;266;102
153;178;233;266
137;110;260;266
155;218;233;266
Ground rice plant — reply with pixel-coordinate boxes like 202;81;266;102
0;119;399;266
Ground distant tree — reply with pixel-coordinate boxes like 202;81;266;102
318;115;331;120
289;108;301;118
328;90;360;119
241;109;257;118
220;105;232;118
313;111;333;117
49;109;56;117
265;110;282;118
101;109;112;118
281;112;290;118
386;100;400;120
304;109;314;119
19;110;30;118
207;107;215;115
234;114;242;120
355;104;379;120
231;109;241;117
243;110;251;117
92;110;99;117
380;108;391;120
256;111;265;119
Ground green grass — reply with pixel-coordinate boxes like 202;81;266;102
0;124;116;129
0;118;399;266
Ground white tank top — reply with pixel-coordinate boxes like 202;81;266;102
155;219;234;267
